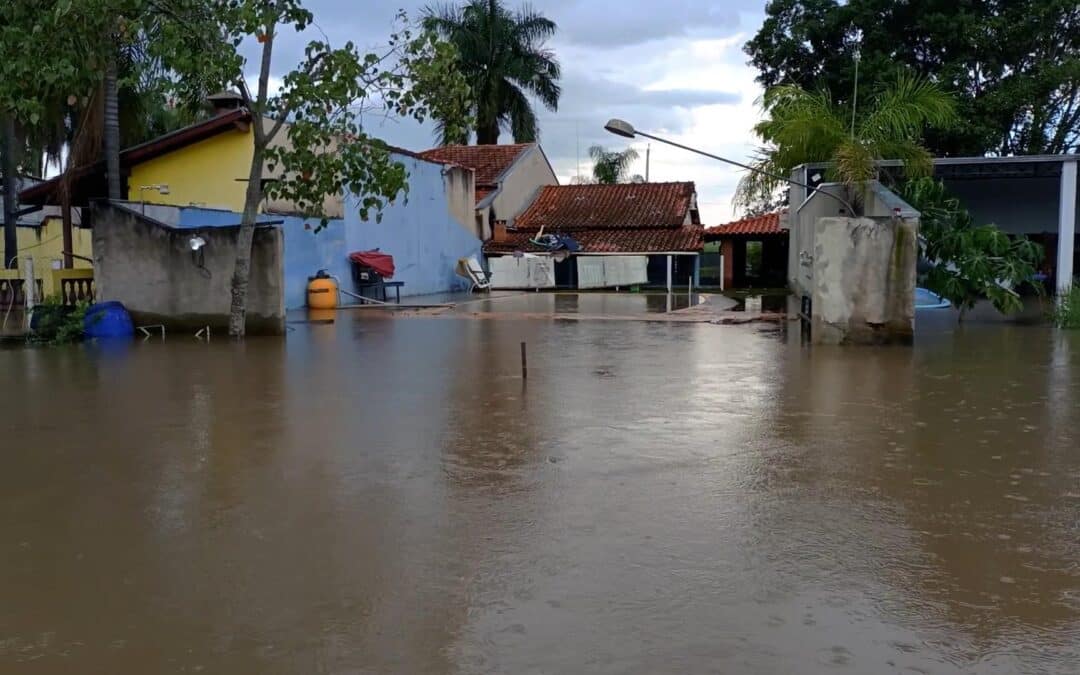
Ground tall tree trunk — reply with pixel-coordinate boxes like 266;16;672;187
476;119;500;144
228;150;264;337
103;52;122;200
1;115;17;269
61;190;73;269
229;19;276;338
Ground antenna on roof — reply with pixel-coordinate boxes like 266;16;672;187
575;121;581;182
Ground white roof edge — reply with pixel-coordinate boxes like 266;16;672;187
796;153;1079;171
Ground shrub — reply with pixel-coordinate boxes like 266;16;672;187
30;297;89;344
902;178;1044;321
1050;285;1080;329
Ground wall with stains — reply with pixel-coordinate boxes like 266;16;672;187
344;154;482;298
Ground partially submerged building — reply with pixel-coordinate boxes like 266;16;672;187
790;155;1079;295
704;211;789;289
18;102;489;331
482;182;703;290
419;143;558;241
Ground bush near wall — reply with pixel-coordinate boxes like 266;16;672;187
1050;285;1080;329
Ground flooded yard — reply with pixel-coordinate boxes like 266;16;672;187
452;290;711;315
2;313;1079;673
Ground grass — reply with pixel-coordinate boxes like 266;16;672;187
1049;284;1080;329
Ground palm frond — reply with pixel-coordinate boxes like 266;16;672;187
733;148;786;213
503;83;538;142
859;71;957;143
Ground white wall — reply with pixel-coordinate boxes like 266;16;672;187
488;146;558;233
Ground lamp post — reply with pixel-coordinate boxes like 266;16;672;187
603;118;855;214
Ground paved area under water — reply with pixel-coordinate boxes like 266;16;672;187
1;311;1079;673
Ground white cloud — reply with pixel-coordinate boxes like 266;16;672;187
257;0;769;224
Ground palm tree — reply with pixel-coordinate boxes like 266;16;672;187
424;0;560;145
734;71;957;214
588;145;642;184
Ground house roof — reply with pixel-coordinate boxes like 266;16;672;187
513;182;698;231
19;108;253;206
705;211;785;237
483;224;703;254
483;182;702;254
418;143;534;204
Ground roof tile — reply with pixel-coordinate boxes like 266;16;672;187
418;144;533;203
513;182;696;231
705;211;785;236
483;225;702;254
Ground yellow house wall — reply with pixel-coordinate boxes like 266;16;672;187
15;219;94;297
128;119;344;218
128;126;255;211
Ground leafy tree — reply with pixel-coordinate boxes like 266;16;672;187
588;145;642;184
424;0;560;144
745;0;1080;157
1;0;106;268
734;71;957;214
173;2;470;336
0;0;215;268
902;177;1044;320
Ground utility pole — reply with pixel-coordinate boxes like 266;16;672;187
645;144;650;182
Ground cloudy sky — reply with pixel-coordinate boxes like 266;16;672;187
268;1;770;225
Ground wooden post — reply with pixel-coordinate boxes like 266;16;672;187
520;341;527;380
61;191;73;269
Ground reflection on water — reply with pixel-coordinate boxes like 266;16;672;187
1;317;1078;673
460;291;705;314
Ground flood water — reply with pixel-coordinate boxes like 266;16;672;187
2;312;1079;673
458;290;706;314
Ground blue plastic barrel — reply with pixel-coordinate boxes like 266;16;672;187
84;301;135;338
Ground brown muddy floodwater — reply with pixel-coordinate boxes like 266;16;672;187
1;309;1079;674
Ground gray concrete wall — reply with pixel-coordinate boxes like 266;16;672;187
92;202;284;334
811;216;917;345
790;181;919;297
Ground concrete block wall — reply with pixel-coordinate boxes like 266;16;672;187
811;216;917;345
92;202;285;334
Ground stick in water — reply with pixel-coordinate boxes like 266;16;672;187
520;341;528;380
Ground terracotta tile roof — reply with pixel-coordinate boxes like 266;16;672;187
513;182;697;231
705;211;785;236
484;225;703;254
418;144;533;203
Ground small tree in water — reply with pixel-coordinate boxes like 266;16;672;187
902;177;1043;321
175;1;470;337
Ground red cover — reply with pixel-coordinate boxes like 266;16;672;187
348;250;395;278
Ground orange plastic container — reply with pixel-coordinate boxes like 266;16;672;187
306;274;339;309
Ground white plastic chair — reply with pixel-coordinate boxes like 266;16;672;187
457;256;492;292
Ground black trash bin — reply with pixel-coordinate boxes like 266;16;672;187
350;261;386;302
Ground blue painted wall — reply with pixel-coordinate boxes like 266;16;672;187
279;216;348;310
167;152;479;308
344;154;481;298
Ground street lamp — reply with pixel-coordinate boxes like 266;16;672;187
603;118;855;214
